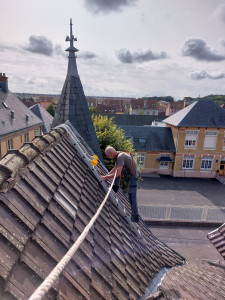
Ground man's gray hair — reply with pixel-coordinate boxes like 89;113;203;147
105;146;116;155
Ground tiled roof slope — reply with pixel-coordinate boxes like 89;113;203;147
155;263;225;299
164;100;225;128
119;125;176;152
208;223;225;260
30;103;53;133
0;124;184;300
0;91;43;136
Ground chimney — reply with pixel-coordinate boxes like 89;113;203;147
0;73;9;94
184;97;191;108
11;111;15;119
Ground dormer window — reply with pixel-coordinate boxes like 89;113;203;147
139;138;146;143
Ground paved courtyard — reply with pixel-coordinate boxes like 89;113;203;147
137;176;225;223
136;176;225;263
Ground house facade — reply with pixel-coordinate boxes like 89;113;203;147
164;100;225;178
130;99;159;115
0;73;43;159
121;101;225;179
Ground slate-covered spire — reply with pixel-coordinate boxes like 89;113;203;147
52;19;103;161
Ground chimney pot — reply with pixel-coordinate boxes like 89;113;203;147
0;72;8;93
11;111;15;119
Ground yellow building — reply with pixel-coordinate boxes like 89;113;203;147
164;100;225;178
0;73;43;159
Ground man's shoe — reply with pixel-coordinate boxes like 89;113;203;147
131;215;139;223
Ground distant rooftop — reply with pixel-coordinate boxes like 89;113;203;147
164;100;225;128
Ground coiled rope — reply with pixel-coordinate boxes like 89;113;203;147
29;171;117;300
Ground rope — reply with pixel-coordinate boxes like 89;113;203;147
29;171;117;300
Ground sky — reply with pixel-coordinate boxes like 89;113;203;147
1;0;225;100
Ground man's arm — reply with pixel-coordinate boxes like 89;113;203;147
101;165;123;181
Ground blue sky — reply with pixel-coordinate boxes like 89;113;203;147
1;0;225;99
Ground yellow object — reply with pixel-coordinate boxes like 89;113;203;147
91;155;98;166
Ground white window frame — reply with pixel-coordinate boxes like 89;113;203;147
201;156;213;171
184;130;198;149
204;131;218;149
182;155;194;169
137;153;145;168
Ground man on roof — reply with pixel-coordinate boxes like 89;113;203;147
101;146;140;223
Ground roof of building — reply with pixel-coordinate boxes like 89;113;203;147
119;125;176;152
0;122;185;299
164;100;225;128
208;223;225;260
98;114;165;126
52;19;103;161
30;103;53;133
154;262;225;300
0;91;43;137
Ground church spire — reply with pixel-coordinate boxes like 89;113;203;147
52;19;103;162
65;18;79;77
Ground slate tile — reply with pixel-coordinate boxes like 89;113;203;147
59;276;89;300
0;202;31;246
34;224;67;262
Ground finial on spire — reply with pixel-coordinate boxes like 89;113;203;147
65;18;79;53
65;18;79;77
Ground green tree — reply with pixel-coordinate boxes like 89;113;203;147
92;114;134;191
46;103;55;117
89;106;97;114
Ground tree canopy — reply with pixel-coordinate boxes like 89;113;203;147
91;114;134;191
46;103;55;117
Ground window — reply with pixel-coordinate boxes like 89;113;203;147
160;161;169;168
223;134;225;150
139;138;146;143
24;132;29;142
185;130;198;148
20;135;23;143
182;155;194;169
137;153;145;167
7;139;13;150
204;131;217;149
35;129;39;136
201;156;213;170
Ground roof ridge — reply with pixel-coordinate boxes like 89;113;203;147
0;128;66;192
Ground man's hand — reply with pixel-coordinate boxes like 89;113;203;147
101;175;108;180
